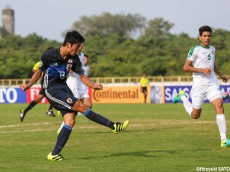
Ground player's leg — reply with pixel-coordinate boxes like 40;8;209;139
19;93;44;122
143;89;147;103
45;104;56;117
172;90;193;115
77;91;92;116
72;100;129;134
190;91;203;119
39;88;56;117
141;87;147;103
57;97;92;134
81;97;92;108
57;94;92;134
45;86;78;160
70;85;128;133
48;112;76;160
47;85;129;160
56;79;79;133
172;89;203;119
211;98;227;143
208;85;230;147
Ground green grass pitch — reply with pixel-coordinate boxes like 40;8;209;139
1;103;230;172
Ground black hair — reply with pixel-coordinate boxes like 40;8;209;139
199;26;212;36
84;54;89;58
47;47;53;50
63;31;85;46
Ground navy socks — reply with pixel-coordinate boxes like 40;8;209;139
24;100;37;114
52;124;72;155
84;109;114;129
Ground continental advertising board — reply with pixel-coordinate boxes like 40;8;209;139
91;86;151;104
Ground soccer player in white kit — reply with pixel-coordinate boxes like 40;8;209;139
172;26;230;147
67;53;91;109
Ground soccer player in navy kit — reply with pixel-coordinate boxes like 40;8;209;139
20;31;129;161
19;61;56;122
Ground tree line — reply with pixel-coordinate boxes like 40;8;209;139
0;12;230;79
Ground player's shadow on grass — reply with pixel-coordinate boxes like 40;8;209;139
72;148;210;160
110;148;211;157
74;150;158;160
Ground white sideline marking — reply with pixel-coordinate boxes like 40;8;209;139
0;128;55;133
0;121;215;134
0;122;59;129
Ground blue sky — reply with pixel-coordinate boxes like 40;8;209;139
1;0;230;42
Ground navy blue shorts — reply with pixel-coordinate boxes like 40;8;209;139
45;84;79;116
39;88;45;96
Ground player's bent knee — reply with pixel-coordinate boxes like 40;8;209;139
65;119;75;127
72;100;88;113
63;113;76;127
191;114;200;119
87;103;92;109
34;95;44;102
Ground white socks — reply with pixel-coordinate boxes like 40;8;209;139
180;95;227;142
216;114;227;142
180;95;193;116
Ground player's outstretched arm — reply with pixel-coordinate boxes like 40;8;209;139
80;74;103;90
20;70;43;91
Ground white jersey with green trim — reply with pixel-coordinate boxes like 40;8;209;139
187;45;218;85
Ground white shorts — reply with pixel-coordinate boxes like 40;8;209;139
190;83;222;109
66;77;89;99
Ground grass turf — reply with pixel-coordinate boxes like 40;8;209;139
0;103;230;172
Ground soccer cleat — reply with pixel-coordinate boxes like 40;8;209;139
112;120;129;134
47;152;64;161
221;139;230;147
19;110;25;122
46;110;56;117
57;128;60;135
223;92;230;100
172;90;186;103
57;111;61;117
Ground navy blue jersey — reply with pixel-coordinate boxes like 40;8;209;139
39;48;84;89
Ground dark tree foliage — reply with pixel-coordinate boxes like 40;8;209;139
1;14;230;79
0;33;59;78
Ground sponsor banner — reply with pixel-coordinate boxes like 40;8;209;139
88;87;93;102
26;87;49;103
2;84;230;104
0;87;26;103
164;85;230;103
220;85;230;93
164;86;192;103
220;85;230;103
150;86;164;104
91;86;150;104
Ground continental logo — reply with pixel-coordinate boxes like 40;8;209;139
93;88;139;101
